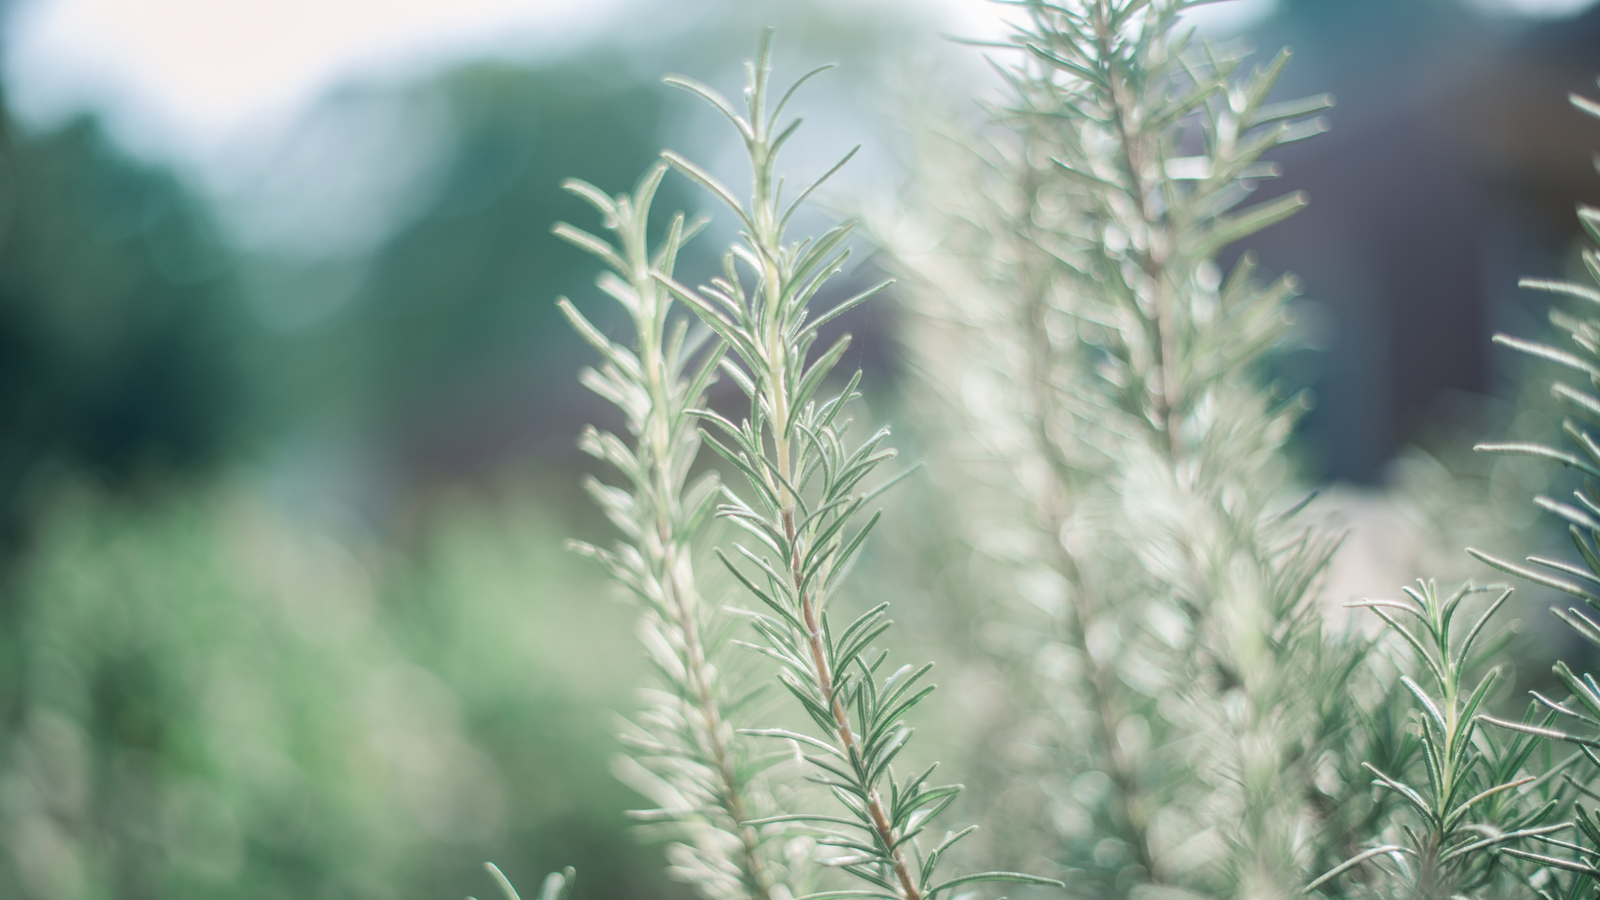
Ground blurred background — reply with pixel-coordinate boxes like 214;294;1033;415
0;0;1598;897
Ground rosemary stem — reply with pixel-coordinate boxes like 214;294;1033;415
1022;285;1159;881
1093;0;1181;458
783;507;924;900
663;537;775;900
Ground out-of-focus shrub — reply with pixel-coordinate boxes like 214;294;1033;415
0;481;668;900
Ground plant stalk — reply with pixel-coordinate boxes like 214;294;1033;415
662;537;776;900
782;503;924;900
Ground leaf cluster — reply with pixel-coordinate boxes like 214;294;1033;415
997;1;1329;453
924;3;1361;894
653;29;1060;900
1316;583;1567;898
557;142;796;900
1460;81;1600;898
558;166;722;583
1470;88;1600;625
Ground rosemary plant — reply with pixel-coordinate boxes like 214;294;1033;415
558;164;799;900
1309;582;1568;898
1461;80;1600;896
651;30;1059;900
877;1;1364;895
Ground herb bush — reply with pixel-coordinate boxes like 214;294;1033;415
558;3;1600;900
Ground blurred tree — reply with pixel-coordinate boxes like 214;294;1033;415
0;102;250;563
0;482;669;900
254;54;705;495
249;11;910;510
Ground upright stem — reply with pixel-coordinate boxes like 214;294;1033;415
1020;268;1159;882
760;233;919;897
639;252;776;900
1092;0;1181;459
661;537;775;900
780;504;924;900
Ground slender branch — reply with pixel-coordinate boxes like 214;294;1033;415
783;506;924;900
665;538;776;900
879;2;1350;893
1091;0;1180;457
1019;246;1158;879
561;170;784;900
663;30;1059;900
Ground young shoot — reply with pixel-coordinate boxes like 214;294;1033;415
653;29;1061;900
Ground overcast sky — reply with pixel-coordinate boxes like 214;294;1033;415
4;0;1591;168
0;0;1590;256
0;0;1299;160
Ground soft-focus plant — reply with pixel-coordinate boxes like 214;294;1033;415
0;489;435;900
470;862;576;900
0;485;653;900
874;1;1367;895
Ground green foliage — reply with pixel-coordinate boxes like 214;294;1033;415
657;31;1061;900
1460;79;1600;898
0;482;667;900
556;154;805;900
34;11;1600;900
876;1;1359;895
564;29;1060;900
384;483;673;900
1313;582;1568;898
0;488;444;898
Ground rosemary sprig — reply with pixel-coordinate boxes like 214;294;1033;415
558;160;794;900
1311;582;1567;898
1463;79;1600;897
655;29;1061;900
